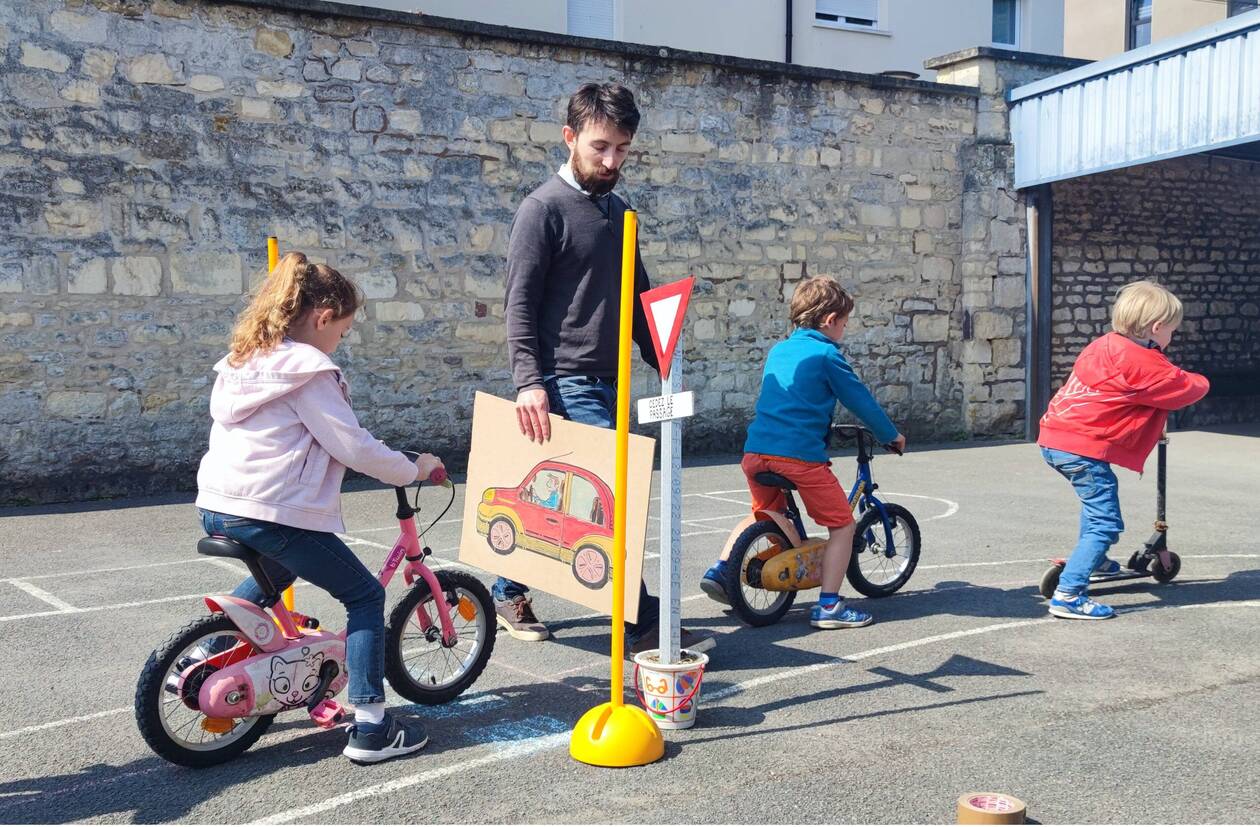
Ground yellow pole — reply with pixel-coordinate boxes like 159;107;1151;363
569;210;664;767
268;235;297;615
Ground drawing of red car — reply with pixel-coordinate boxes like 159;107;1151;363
475;460;613;589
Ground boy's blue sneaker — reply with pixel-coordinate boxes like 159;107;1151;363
810;601;873;629
700;563;730;605
1091;557;1123;578
1048;592;1115;620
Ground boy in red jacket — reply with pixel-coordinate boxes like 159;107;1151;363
1038;281;1209;620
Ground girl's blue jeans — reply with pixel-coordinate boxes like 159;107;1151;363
1041;447;1125;597
199;509;387;705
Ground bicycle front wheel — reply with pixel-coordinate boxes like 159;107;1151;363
847;503;921;597
385;570;496;705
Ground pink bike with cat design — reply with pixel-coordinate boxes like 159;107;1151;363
134;467;495;768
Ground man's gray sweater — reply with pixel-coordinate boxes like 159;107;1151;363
504;174;660;393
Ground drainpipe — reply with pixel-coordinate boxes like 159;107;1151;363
785;0;793;63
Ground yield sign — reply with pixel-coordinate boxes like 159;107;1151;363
639;276;695;380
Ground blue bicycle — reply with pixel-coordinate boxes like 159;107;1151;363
721;424;922;627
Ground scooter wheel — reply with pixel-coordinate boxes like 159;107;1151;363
1038;564;1063;600
1151;552;1181;583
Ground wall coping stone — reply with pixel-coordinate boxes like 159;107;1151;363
924;46;1091;73
213;0;981;98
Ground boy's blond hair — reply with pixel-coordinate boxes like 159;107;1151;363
1111;280;1183;339
790;276;854;329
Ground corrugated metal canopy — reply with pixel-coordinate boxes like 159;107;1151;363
1010;11;1260;188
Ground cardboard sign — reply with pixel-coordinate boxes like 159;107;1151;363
458;392;653;616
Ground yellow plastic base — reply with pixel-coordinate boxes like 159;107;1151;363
569;703;665;767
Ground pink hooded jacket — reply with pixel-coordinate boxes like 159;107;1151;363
195;340;417;533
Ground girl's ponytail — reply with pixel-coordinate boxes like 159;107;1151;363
227;252;361;366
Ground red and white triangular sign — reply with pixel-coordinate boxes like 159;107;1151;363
640;276;695;380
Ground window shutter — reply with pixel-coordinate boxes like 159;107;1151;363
568;0;614;39
816;0;879;25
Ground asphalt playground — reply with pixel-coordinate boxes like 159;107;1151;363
2;426;1258;824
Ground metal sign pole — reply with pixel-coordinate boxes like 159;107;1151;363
658;331;683;665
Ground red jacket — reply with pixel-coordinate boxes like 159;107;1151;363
1037;333;1209;473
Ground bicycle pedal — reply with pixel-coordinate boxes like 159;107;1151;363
309;699;345;729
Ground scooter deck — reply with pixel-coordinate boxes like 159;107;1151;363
760;538;829;591
1047;558;1156;583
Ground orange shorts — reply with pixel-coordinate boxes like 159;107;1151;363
741;453;854;529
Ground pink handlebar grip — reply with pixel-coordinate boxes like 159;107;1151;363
428;467;447;485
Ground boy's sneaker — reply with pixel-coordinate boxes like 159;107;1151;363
495;595;549;641
1048;592;1115;620
1091;557;1123;578
343;713;429;764
700;563;730;605
810;601;873;629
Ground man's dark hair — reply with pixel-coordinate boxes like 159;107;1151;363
566;82;641;136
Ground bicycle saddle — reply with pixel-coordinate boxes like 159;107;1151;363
197;536;260;562
753;471;797;491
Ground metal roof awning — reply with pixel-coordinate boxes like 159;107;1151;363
1010;11;1260;189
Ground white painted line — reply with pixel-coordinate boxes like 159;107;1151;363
0;557;230;584
8;579;77;612
0;583;315;623
259;733;571;824
0;707;130;741
203;558;248;576
878;491;960;521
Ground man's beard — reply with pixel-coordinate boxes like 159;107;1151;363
571;154;620;196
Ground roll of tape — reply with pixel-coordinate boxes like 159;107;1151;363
957;792;1027;825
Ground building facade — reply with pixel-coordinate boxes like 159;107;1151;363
355;0;1065;78
1064;0;1259;59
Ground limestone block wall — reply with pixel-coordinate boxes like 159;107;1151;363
1052;155;1260;425
1;0;1022;503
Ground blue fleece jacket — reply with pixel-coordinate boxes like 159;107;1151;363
744;328;898;463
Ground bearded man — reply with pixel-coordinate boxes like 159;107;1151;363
497;81;714;657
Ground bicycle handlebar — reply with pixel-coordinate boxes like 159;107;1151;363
830;424;902;456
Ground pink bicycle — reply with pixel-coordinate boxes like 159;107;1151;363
134;467;495;768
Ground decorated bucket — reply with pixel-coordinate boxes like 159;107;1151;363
632;648;708;730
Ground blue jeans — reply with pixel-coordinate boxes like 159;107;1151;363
1041;448;1125;597
494;375;661;641
199;509;388;705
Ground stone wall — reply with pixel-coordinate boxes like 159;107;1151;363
1051;155;1260;425
1;0;1023;504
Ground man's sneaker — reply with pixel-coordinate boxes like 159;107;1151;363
628;626;716;658
342;713;429;764
1091;557;1123;578
810;601;873;629
495;595;549;641
700;563;730;605
1048;592;1115;620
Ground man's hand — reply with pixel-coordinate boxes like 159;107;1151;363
413;453;445;481
889;433;907;455
516;388;551;444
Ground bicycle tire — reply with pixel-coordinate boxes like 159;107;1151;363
847;503;921;598
723;520;796;627
385;570;496;705
135;614;275;768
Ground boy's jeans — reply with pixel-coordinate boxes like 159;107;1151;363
199;509;388;705
493;375;661;641
1040;447;1125;597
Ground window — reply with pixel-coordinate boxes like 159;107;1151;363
1228;0;1259;17
1128;0;1152;49
566;475;605;526
992;0;1019;47
524;469;565;511
815;0;878;30
567;0;614;39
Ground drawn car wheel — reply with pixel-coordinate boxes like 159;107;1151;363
572;545;610;589
487;517;517;555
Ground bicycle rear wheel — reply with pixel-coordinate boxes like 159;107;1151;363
723;521;796;627
847;503;921;597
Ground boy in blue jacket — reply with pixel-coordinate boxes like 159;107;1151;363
701;277;906;628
